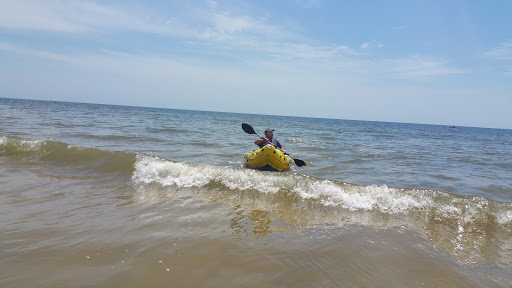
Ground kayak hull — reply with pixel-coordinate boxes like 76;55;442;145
244;144;292;172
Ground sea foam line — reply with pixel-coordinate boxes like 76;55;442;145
131;155;512;225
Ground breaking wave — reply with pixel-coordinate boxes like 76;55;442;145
2;136;511;227
132;154;512;226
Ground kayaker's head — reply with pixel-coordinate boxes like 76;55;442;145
264;128;275;140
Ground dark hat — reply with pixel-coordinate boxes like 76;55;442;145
264;128;275;133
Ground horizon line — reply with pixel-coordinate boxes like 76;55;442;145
1;97;510;131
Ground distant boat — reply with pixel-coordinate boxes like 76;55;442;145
449;126;456;128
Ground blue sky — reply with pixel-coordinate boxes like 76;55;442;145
1;0;511;129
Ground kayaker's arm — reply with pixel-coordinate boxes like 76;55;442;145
255;138;285;152
254;137;268;146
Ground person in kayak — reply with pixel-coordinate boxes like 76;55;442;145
254;128;285;152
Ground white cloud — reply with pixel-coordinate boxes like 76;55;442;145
0;0;281;39
0;1;465;80
0;0;84;32
0;0;131;32
0;0;333;60
385;55;468;79
0;0;212;37
484;41;512;76
0;42;73;62
1;40;464;83
196;9;287;42
484;41;512;60
361;40;383;49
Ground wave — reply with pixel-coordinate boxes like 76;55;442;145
0;136;136;174
3;136;512;227
132;154;512;227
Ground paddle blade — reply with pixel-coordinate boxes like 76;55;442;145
293;158;306;167
242;123;256;135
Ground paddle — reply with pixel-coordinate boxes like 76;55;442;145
242;123;306;167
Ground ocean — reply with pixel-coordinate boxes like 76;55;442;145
1;97;511;287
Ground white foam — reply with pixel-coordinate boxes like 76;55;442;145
496;210;512;225
132;155;435;213
0;136;46;151
293;181;434;213
132;155;294;193
131;155;512;225
19;139;46;151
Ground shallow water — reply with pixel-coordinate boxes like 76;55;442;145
1;98;512;287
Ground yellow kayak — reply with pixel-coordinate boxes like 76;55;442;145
244;144;292;171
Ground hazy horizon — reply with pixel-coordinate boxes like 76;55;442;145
3;97;509;130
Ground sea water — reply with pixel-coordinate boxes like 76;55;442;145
1;98;511;287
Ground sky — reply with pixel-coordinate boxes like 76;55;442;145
1;0;511;129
